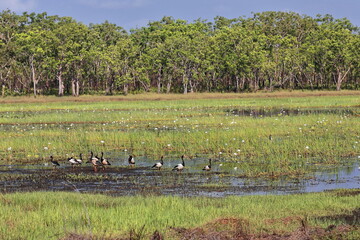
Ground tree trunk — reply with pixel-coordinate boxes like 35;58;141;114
30;56;37;98
76;80;79;96
123;84;128;95
166;76;172;94
71;79;76;96
235;76;240;93
157;66;162;93
57;66;64;96
336;67;350;91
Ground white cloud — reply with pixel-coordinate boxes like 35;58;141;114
0;0;37;12
77;0;149;9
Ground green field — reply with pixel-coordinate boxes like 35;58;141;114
1;92;359;176
0;92;359;239
0;190;359;239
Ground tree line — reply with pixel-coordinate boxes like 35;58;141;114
0;10;359;97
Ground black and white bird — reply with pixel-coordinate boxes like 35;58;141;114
100;152;111;166
68;156;79;168
172;155;185;171
128;155;135;166
89;151;102;172
202;159;212;171
50;155;60;168
152;156;164;170
76;153;83;164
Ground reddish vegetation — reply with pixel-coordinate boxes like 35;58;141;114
62;215;358;240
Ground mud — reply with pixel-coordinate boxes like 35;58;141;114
0;161;359;197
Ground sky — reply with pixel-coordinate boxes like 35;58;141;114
0;0;359;31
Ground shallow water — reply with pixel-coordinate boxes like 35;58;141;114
0;156;358;197
227;108;357;117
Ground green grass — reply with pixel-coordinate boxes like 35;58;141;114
0;190;359;239
0;93;359;176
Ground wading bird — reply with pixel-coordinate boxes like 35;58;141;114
172;155;185;172
68;156;79;168
152;156;164;170
88;151;102;172
128;155;135;167
202;159;212;171
76;153;83;164
100;152;111;169
50;155;60;169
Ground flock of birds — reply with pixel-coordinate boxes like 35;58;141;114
49;153;212;172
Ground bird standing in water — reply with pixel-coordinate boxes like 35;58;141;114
202;159;212;171
172;155;185;172
128;155;135;167
152;156;164;170
50;156;60;169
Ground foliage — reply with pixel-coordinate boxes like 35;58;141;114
0;11;359;96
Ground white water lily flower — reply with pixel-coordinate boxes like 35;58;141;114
7;147;12;151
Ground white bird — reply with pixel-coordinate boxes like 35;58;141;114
202;159;212;171
152;156;164;170
172;155;185;172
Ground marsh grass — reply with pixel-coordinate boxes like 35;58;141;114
0;93;359;176
0;190;359;239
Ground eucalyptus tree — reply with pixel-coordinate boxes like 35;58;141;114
14;14;57;98
52;17;91;96
0;10;27;95
88;21;127;94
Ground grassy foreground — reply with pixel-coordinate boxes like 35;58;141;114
0;190;359;239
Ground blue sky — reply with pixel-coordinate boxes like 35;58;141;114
1;0;359;30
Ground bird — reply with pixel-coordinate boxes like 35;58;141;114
269;134;273;141
76;153;83;164
202;158;212;171
50;155;60;168
100;152;111;167
172;155;185;171
152;156;164;170
128;155;135;167
88;151;102;172
68;156;79;168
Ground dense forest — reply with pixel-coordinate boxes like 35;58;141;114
0;10;359;96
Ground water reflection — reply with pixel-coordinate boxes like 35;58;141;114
0;156;358;197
